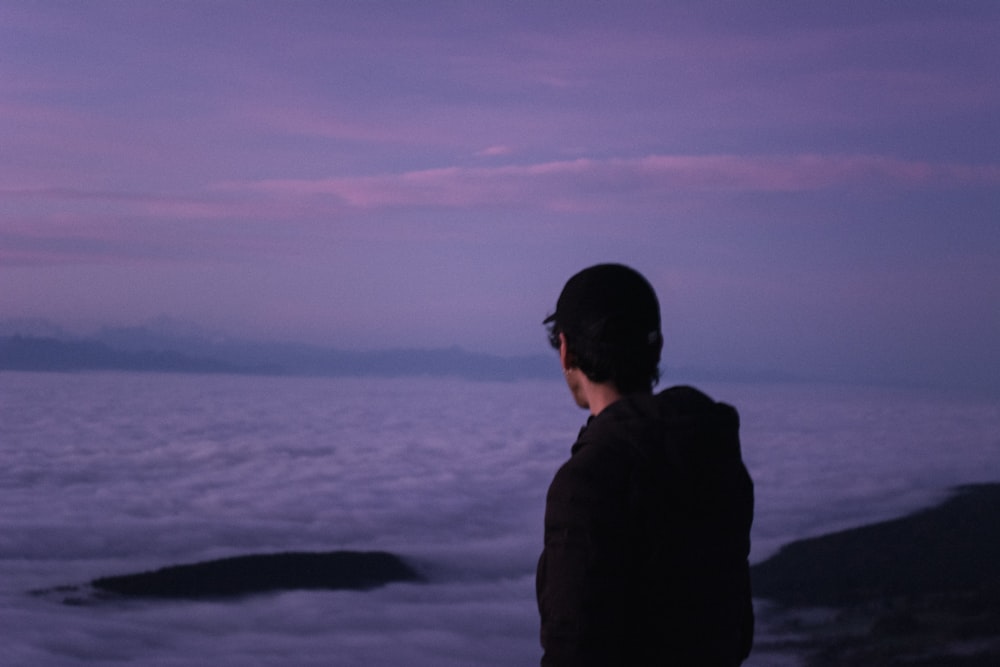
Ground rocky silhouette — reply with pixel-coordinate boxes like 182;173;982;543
751;483;1000;665
73;550;422;600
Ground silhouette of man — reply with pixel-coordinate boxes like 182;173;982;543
537;263;754;666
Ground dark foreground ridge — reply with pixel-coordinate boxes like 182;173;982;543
751;483;1000;666
86;550;423;600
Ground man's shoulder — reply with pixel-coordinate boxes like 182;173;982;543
554;410;641;492
548;429;641;514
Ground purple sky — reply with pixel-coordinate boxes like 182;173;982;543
2;1;998;391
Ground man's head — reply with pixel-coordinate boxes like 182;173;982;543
545;263;662;395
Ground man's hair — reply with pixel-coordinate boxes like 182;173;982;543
544;263;662;394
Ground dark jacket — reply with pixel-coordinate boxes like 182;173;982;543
537;386;754;666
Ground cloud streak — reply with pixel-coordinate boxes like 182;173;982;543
5;149;995;268
239;154;1000;210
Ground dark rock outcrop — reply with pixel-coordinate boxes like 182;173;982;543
89;550;423;599
751;483;1000;607
750;483;1000;666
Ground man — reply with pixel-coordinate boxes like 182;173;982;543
536;263;754;666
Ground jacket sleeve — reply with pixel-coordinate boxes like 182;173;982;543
537;453;629;667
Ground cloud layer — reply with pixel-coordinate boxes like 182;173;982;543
3;373;1000;665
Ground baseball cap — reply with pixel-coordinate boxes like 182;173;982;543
544;263;661;347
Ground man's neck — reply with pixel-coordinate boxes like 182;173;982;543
580;380;622;417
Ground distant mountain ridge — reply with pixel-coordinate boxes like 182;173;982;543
0;318;805;385
0;329;557;381
0;335;241;375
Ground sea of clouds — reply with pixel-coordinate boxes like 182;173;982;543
2;372;998;665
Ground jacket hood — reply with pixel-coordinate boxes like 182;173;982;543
580;385;740;451
574;385;746;496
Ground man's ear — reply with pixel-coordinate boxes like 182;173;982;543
559;333;573;371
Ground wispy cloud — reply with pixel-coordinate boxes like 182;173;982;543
476;145;513;157
0;187;309;266
5;150;996;267
234;154;1000;210
2;187;272;220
